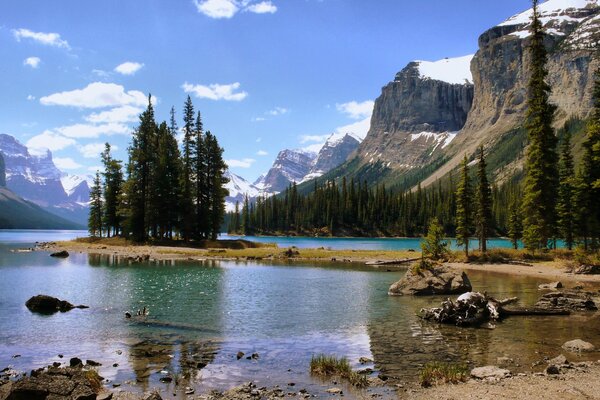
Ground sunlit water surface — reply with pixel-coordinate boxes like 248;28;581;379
0;230;597;398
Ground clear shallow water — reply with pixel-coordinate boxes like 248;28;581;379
0;231;597;398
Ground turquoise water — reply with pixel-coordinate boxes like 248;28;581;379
0;230;596;398
220;234;520;250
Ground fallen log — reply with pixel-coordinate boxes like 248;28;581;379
366;257;420;266
501;307;570;316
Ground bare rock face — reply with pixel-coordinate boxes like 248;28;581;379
357;58;474;170
254;149;316;194
388;265;472;296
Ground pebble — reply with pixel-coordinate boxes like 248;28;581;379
326;388;343;394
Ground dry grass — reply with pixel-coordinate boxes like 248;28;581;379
449;248;574;264
310;354;368;388
419;362;469;388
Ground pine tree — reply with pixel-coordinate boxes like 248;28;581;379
455;155;473;257
508;200;523;250
421;217;448;261
180;96;195;241
88;171;103;238
155;121;182;239
243;195;251;235
101;143;124;237
205;131;229;240
124;95;157;242
193;111;207;239
557;129;575;249
521;0;559;251
475;146;493;252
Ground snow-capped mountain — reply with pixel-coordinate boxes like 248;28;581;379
254;149;317;194
414;55;474;85
0;133;89;226
301;132;361;182
224;170;261;211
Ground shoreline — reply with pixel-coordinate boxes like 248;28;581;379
37;239;600;284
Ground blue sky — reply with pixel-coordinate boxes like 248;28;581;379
0;0;527;182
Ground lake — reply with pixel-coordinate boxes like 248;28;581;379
0;230;595;398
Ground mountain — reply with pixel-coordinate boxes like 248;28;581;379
0;151;5;187
309;0;600;191
254;149;317;194
0;187;83;229
0;134;90;226
224;171;261;211
302;133;361;182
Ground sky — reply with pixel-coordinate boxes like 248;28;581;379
0;0;529;183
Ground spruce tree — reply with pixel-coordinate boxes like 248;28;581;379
455;155;473;257
557;130;575;249
205;131;229;240
88;171;103;238
180;96;195;241
421;217;448;261
508;200;523;250
521;0;559;251
193;111;207;239
101;143;124;237
155;121;182;239
475;146;493;252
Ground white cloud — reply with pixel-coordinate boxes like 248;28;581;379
114;61;144;75
23;57;41;68
256;150;268;156
26;130;76;153
85;105;143;124
246;1;277;14
336;100;374;120
182;81;248;101
266;106;288;116
26;95;36;101
194;0;277;18
194;0;239;18
252;117;266;122
53;157;82;170
12;28;70;49
56;123;130;139
79;143;118;159
40;82;148;109
334;116;371;139
300;134;329;144
92;69;110;78
226;158;256;168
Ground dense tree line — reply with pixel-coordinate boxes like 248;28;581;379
230;1;600;252
88;95;229;242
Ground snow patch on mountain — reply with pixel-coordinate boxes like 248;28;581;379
61;174;93;197
500;0;598;27
415;55;474;85
410;131;458;151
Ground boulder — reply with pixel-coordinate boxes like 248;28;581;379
50;250;69;258
562;339;595;353
538;281;563;290
25;295;88;314
470;366;511;380
546;365;560;375
535;290;597;311
388;265;471;296
547;354;568;365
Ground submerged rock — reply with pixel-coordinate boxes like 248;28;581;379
538;281;563;290
50;250;69;258
535;290;597;311
388;265;472;296
25;295;89;314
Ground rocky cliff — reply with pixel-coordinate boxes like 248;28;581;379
357;55;474;170
303;133;360;182
255;149;317;194
420;0;600;187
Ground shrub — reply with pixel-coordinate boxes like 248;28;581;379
419;362;469;387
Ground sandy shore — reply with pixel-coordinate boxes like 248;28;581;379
38;240;600;284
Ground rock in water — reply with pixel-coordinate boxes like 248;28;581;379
538;281;563;290
388;265;471;296
470;366;511;380
562;339;595;353
25;295;88;314
50;250;69;258
535;290;597;311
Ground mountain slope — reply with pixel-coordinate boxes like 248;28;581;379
254;149;317;194
0;187;83;229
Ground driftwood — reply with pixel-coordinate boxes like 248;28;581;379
420;292;571;327
366;257;420;266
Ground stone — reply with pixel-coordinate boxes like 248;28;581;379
359;357;373;364
70;358;83;367
546;365;560;375
496;357;514;366
25;295;88;314
86;360;102;367
388;265;472;296
547;354;568;365
71;384;96;400
142;392;163;400
562;339;595;353
50;251;69;258
326;388;343;394
470;366;511;380
538;281;563;290
236;351;245;360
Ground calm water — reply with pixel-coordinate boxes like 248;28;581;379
220;234;522;250
0;230;596;398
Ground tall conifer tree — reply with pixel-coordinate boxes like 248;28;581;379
88;171;103;238
455;156;473;257
521;0;559;251
557;129;575;249
475;146;493;252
